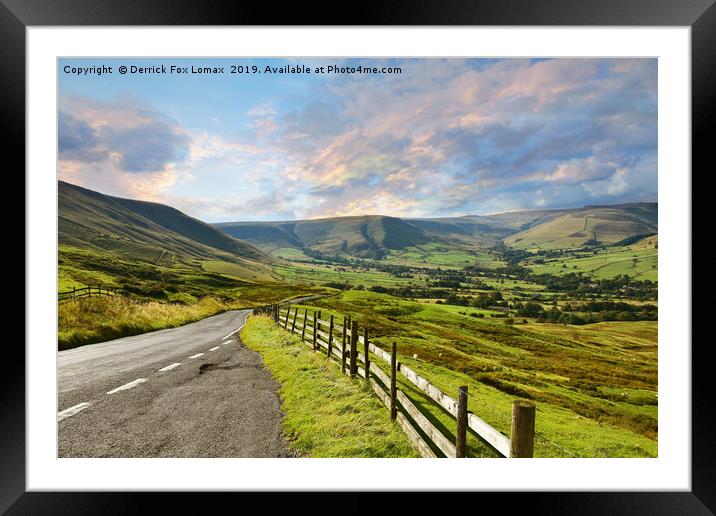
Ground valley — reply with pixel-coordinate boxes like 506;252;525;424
57;181;658;457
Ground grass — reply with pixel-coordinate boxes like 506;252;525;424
290;290;657;457
526;238;658;282
201;259;277;282
274;261;422;289
504;207;657;250
59;244;325;301
240;315;419;457
384;243;504;269
266;247;309;260
58;282;325;350
58;241;330;351
59;296;240;350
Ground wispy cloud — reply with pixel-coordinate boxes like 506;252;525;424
58;58;657;222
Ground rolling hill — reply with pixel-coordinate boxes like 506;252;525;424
215;203;657;258
503;203;658;250
217;215;430;257
58;181;276;283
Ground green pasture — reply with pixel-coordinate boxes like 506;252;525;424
288;290;657;457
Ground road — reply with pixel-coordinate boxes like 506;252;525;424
58;309;294;458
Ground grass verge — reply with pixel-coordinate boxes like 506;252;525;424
58;296;246;350
240;315;419;458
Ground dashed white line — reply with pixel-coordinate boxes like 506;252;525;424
222;321;246;340
60;320;248;420
106;378;146;394
58;402;91;422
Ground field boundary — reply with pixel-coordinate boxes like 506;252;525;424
253;303;536;458
58;285;118;303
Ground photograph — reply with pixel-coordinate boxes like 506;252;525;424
56;56;659;460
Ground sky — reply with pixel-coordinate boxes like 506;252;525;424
58;58;657;223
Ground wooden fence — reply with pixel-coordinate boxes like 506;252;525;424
253;303;536;458
58;285;118;303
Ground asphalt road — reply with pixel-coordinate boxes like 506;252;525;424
58;309;294;458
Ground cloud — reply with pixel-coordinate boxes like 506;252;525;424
57;95;266;207
58;58;657;222
59;97;190;175
267;58;657;218
58;111;107;162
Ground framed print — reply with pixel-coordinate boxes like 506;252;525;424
3;0;713;513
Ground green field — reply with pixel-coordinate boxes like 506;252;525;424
526;237;658;281
384;242;504;269
201;259;278;282
273;261;423;289
289;290;657;457
478;276;547;291
266;247;310;260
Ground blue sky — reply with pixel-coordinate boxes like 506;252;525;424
58;58;657;222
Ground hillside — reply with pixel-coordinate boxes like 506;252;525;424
503;203;658;250
58;181;278;291
217;215;429;257
215;203;657;259
110;196;266;262
406;214;535;247
214;221;304;250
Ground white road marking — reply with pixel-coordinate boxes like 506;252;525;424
58;402;91;422
222;322;246;343
106;378;147;394
222;320;246;340
188;353;204;359
158;362;181;372
208;346;220;352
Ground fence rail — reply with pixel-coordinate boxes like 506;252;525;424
253;302;536;458
58;285;118;303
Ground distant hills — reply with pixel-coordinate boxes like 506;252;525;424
502;204;657;250
216;215;429;257
215;203;657;257
59;179;657;269
58;181;272;273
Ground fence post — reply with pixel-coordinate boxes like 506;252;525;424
284;305;290;330
312;311;317;351
456;386;468;458
363;326;370;380
350;320;358;377
390;342;397;421
301;309;308;341
510;400;536;458
327;315;334;358
291;307;298;333
341;316;347;373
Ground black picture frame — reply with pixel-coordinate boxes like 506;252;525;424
2;0;711;513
